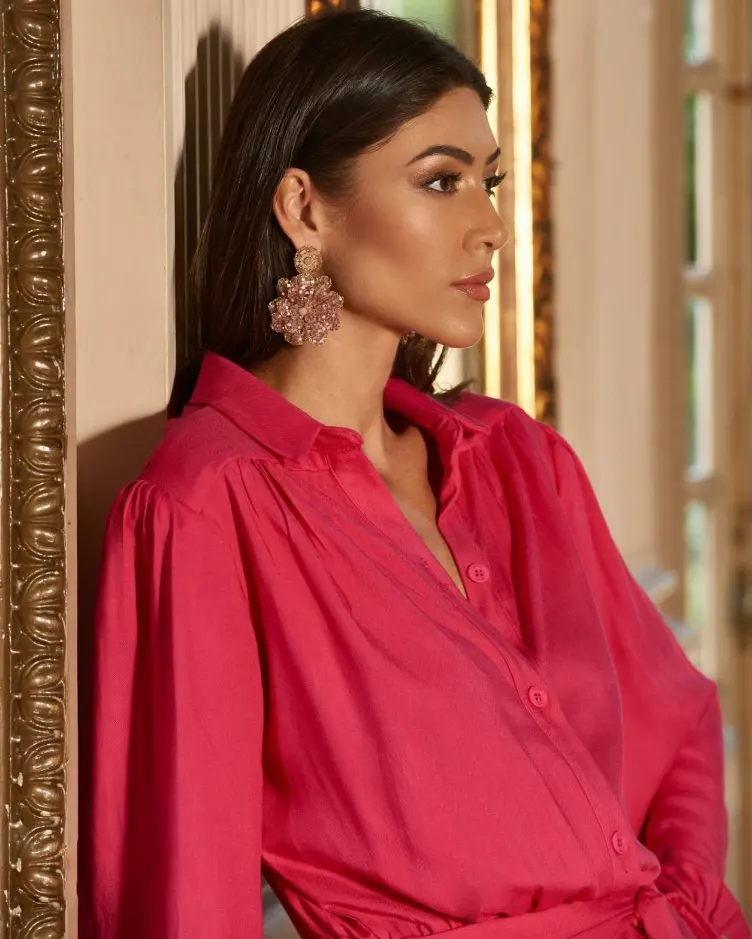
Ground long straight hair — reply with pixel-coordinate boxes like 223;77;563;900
172;10;491;414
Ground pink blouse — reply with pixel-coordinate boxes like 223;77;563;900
79;352;749;939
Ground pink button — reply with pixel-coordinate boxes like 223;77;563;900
528;686;549;709
467;563;490;584
612;831;628;856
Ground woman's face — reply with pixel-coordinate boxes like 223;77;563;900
321;88;508;349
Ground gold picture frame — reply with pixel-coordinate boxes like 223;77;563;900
0;1;69;937
305;1;360;13
529;0;554;426
480;0;554;423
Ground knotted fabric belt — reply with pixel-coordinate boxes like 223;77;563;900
408;887;708;939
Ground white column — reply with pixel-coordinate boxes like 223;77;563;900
552;0;657;567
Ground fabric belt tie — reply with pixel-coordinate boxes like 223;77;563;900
404;887;707;939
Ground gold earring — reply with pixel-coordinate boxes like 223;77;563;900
269;246;344;346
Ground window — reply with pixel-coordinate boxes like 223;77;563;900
679;0;724;680
669;0;752;905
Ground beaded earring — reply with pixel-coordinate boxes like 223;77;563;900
269;246;344;346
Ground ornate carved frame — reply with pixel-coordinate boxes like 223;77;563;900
305;0;360;13
0;2;68;937
529;0;554;425
487;0;554;422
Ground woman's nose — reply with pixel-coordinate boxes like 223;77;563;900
486;211;509;252
468;201;509;255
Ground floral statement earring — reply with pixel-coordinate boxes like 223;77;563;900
269;246;344;346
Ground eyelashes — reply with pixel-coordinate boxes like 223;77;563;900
423;170;507;196
484;172;507;193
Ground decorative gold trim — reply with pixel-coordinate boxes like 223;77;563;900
479;0;502;400
479;0;554;423
529;0;555;425
511;0;536;417
0;1;68;937
305;0;360;14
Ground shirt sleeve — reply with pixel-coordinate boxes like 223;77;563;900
544;428;749;939
79;479;265;939
643;691;749;939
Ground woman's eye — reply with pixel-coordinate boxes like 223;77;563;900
424;171;507;196
425;173;460;194
484;172;507;196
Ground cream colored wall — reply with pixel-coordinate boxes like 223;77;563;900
71;0;307;626
66;1;174;931
552;0;658;569
68;0;304;924
72;0;174;662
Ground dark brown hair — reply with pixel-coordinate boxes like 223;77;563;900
173;9;491;413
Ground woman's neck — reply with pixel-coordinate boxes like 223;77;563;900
249;326;408;472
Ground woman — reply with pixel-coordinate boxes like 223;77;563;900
79;10;749;939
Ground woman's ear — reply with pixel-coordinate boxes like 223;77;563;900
272;168;321;250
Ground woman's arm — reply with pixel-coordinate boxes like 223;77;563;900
78;479;265;939
641;688;746;939
543;427;749;939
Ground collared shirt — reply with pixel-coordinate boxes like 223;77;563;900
79;352;749;939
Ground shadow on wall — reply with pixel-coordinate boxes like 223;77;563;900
77;412;166;817
77;22;300;939
78;25;242;689
173;23;244;370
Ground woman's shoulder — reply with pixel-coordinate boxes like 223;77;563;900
452;390;590;501
132;404;272;516
453;389;566;452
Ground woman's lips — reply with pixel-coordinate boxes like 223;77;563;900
452;269;494;302
453;283;491;302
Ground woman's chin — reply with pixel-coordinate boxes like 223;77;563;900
427;317;485;350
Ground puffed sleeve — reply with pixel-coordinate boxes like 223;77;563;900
78;480;265;939
544;429;749;939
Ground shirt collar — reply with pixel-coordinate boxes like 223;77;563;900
189;352;489;461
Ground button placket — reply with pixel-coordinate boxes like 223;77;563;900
512;660;639;881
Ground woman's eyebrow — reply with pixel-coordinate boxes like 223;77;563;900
406;145;501;166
